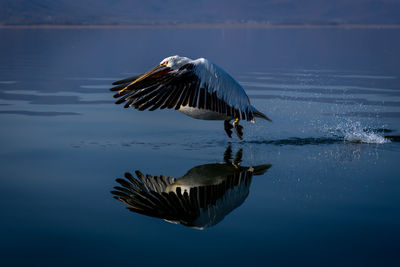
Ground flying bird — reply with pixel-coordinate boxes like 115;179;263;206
110;55;271;139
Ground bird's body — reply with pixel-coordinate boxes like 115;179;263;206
179;105;232;120
110;55;271;139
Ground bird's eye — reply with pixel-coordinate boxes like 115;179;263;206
161;61;168;66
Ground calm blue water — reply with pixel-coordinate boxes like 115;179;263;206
1;28;400;266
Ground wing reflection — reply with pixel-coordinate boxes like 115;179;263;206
111;146;271;229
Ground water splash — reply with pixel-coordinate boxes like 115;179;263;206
325;119;389;144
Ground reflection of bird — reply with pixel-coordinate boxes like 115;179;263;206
111;147;271;229
110;55;271;139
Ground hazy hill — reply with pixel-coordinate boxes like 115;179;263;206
1;0;400;25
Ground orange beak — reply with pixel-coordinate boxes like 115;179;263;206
118;64;168;95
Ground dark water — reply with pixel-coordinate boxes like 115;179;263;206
1;28;400;266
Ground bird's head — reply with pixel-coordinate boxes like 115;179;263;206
116;56;192;93
160;55;191;69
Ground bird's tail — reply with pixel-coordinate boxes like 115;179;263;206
251;164;272;175
251;106;272;122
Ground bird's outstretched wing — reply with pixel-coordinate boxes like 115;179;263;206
111;168;258;228
110;59;254;121
111;171;199;224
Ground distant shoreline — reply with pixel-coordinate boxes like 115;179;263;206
1;24;400;29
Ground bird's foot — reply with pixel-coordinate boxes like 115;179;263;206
233;148;243;166
223;145;233;163
233;118;243;140
224;120;233;138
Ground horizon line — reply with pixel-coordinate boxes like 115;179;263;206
1;23;400;29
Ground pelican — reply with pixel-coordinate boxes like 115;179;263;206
110;55;271;139
111;147;271;229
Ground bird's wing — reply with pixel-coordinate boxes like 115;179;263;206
111;171;200;224
111;168;256;228
110;59;254;121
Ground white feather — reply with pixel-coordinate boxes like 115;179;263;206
160;55;192;68
159;56;254;120
192;58;250;112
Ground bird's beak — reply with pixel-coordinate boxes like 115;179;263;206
118;64;168;95
128;65;167;86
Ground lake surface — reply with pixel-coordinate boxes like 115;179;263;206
1;27;400;266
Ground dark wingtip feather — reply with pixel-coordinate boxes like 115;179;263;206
124;101;132;108
135;170;145;179
110;84;126;92
110;190;129;198
115;97;127;105
113;89;130;98
112;75;142;85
